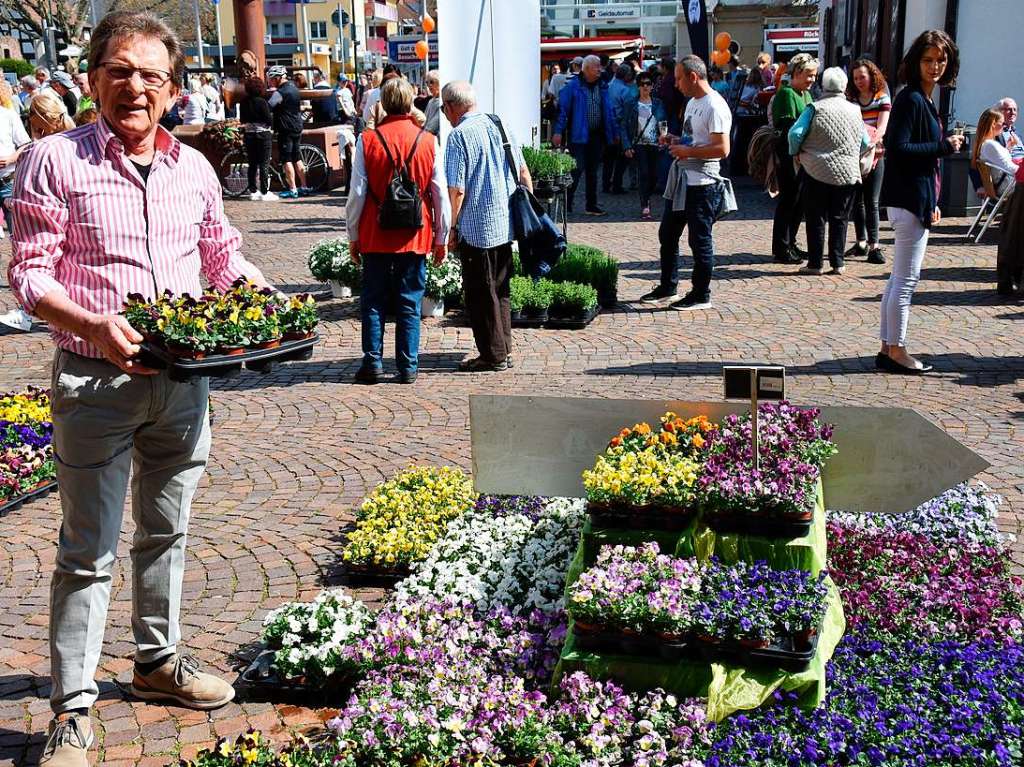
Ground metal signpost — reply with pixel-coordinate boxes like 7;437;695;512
722;365;786;472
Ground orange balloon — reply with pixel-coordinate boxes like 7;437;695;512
422;14;435;34
711;50;729;67
714;32;732;52
415;39;429;60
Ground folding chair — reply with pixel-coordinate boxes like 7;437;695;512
973;162;1015;243
966;165;995;240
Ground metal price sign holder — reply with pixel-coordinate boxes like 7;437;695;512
722;365;786;472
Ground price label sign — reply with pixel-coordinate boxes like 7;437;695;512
722;366;786;401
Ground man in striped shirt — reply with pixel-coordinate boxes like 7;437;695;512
7;12;267;767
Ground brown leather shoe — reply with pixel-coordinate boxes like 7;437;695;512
130;653;235;710
40;712;93;767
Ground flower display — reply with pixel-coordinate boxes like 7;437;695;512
394;497;586;613
697;402;836;520
180;730;334;767
123;280;318;356
341;465;475;569
568;543;701;635
307;238;361;288
425;256;463;301
705;636;1024;767
0;388;55;503
828;522;1024;644
260;590;371;686
829;482;1012;548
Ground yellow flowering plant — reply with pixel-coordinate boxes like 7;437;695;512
342;466;476;569
583;448;700;508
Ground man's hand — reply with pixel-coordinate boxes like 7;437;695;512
624;148;634;159
669;144;691;160
82;314;157;375
432;244;446;267
349;241;361;265
552;134;562;148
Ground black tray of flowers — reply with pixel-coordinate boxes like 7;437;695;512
574;625;699;662
545;305;600;329
702;509;813;539
336;561;412;588
231;643;351;706
695;630;819;673
587;501;697;531
0;479;58;516
136;334;318;382
511;310;548;328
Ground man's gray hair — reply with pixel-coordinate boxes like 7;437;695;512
679;54;708;81
997;97;1017;109
20;75;36;91
426;69;440;85
35;66;49;78
88;11;186;88
582;55;602;70
441;80;476;109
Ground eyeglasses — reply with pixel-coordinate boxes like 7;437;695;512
638;81;652;87
99;62;172;89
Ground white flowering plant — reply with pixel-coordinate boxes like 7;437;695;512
425;257;463;301
261;589;371;686
308;238;361;287
394;497;586;614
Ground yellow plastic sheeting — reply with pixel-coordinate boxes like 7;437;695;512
554;578;846;721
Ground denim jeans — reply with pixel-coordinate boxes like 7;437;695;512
360;252;426;374
879;207;929;347
569;132;605;210
658;183;721;301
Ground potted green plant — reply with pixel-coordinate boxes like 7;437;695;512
548;244;619;309
423;257;462;318
549;281;598;321
278;294;319;340
308;239;361;298
521;278;553;323
510;275;531;321
523;145;576;195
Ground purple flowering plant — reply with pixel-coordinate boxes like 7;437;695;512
697;401;836;519
475;494;547;522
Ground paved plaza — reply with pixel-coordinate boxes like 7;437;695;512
0;181;1021;765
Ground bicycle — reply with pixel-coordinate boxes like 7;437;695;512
219;142;330;198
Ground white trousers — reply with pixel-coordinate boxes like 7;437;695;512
879;206;929;347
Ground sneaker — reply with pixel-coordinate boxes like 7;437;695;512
791;246;809;260
298;186;315;197
830;265;847;275
670;293;712;311
584;206;607;217
354;366;384;385
40;712;93;767
130;653;234;710
0;308;33;331
278;189;299;199
506;354;514;368
397;371;418;384
844;242;867;258
799;265;824;275
639;285;677;303
773;248;803;265
261;191;279;202
866;247;885;264
249;191;263;201
457;356;508;372
641;207;651;220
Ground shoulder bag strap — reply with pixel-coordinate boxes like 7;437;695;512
374;127;399;177
403;127;427;169
487;114;522;189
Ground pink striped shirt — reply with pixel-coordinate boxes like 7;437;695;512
8;117;266;359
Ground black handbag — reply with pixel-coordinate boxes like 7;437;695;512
488;115;566;276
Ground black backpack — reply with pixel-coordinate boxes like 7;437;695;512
370;127;426;230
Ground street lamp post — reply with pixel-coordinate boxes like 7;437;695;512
193;0;206;67
214;0;225;72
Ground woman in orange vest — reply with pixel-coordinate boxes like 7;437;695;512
345;77;451;384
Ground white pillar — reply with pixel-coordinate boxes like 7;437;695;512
214;0;224;72
300;0;312;67
193;0;205;67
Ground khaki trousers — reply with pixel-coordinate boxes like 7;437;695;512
48;350;210;713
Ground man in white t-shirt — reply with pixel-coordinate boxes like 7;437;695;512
640;55;732;310
0;106;32;329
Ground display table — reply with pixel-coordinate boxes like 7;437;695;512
554;579;846;721
565;480;827;590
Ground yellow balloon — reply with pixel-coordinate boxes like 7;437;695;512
715;32;732;52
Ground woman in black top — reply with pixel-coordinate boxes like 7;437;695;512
240;77;276;201
876;30;964;374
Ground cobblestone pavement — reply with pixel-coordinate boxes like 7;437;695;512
1;179;1022;765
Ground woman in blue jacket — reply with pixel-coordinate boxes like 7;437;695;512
876;29;964;374
620;73;666;219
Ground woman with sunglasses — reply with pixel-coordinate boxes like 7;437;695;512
620;75;666;219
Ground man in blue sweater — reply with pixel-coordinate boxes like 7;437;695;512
553;55;617;216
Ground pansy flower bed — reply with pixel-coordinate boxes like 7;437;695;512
697;402;835;527
341;465;476;575
123;279;318;358
567;544;828;660
582;413;714;527
0;388;56;508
